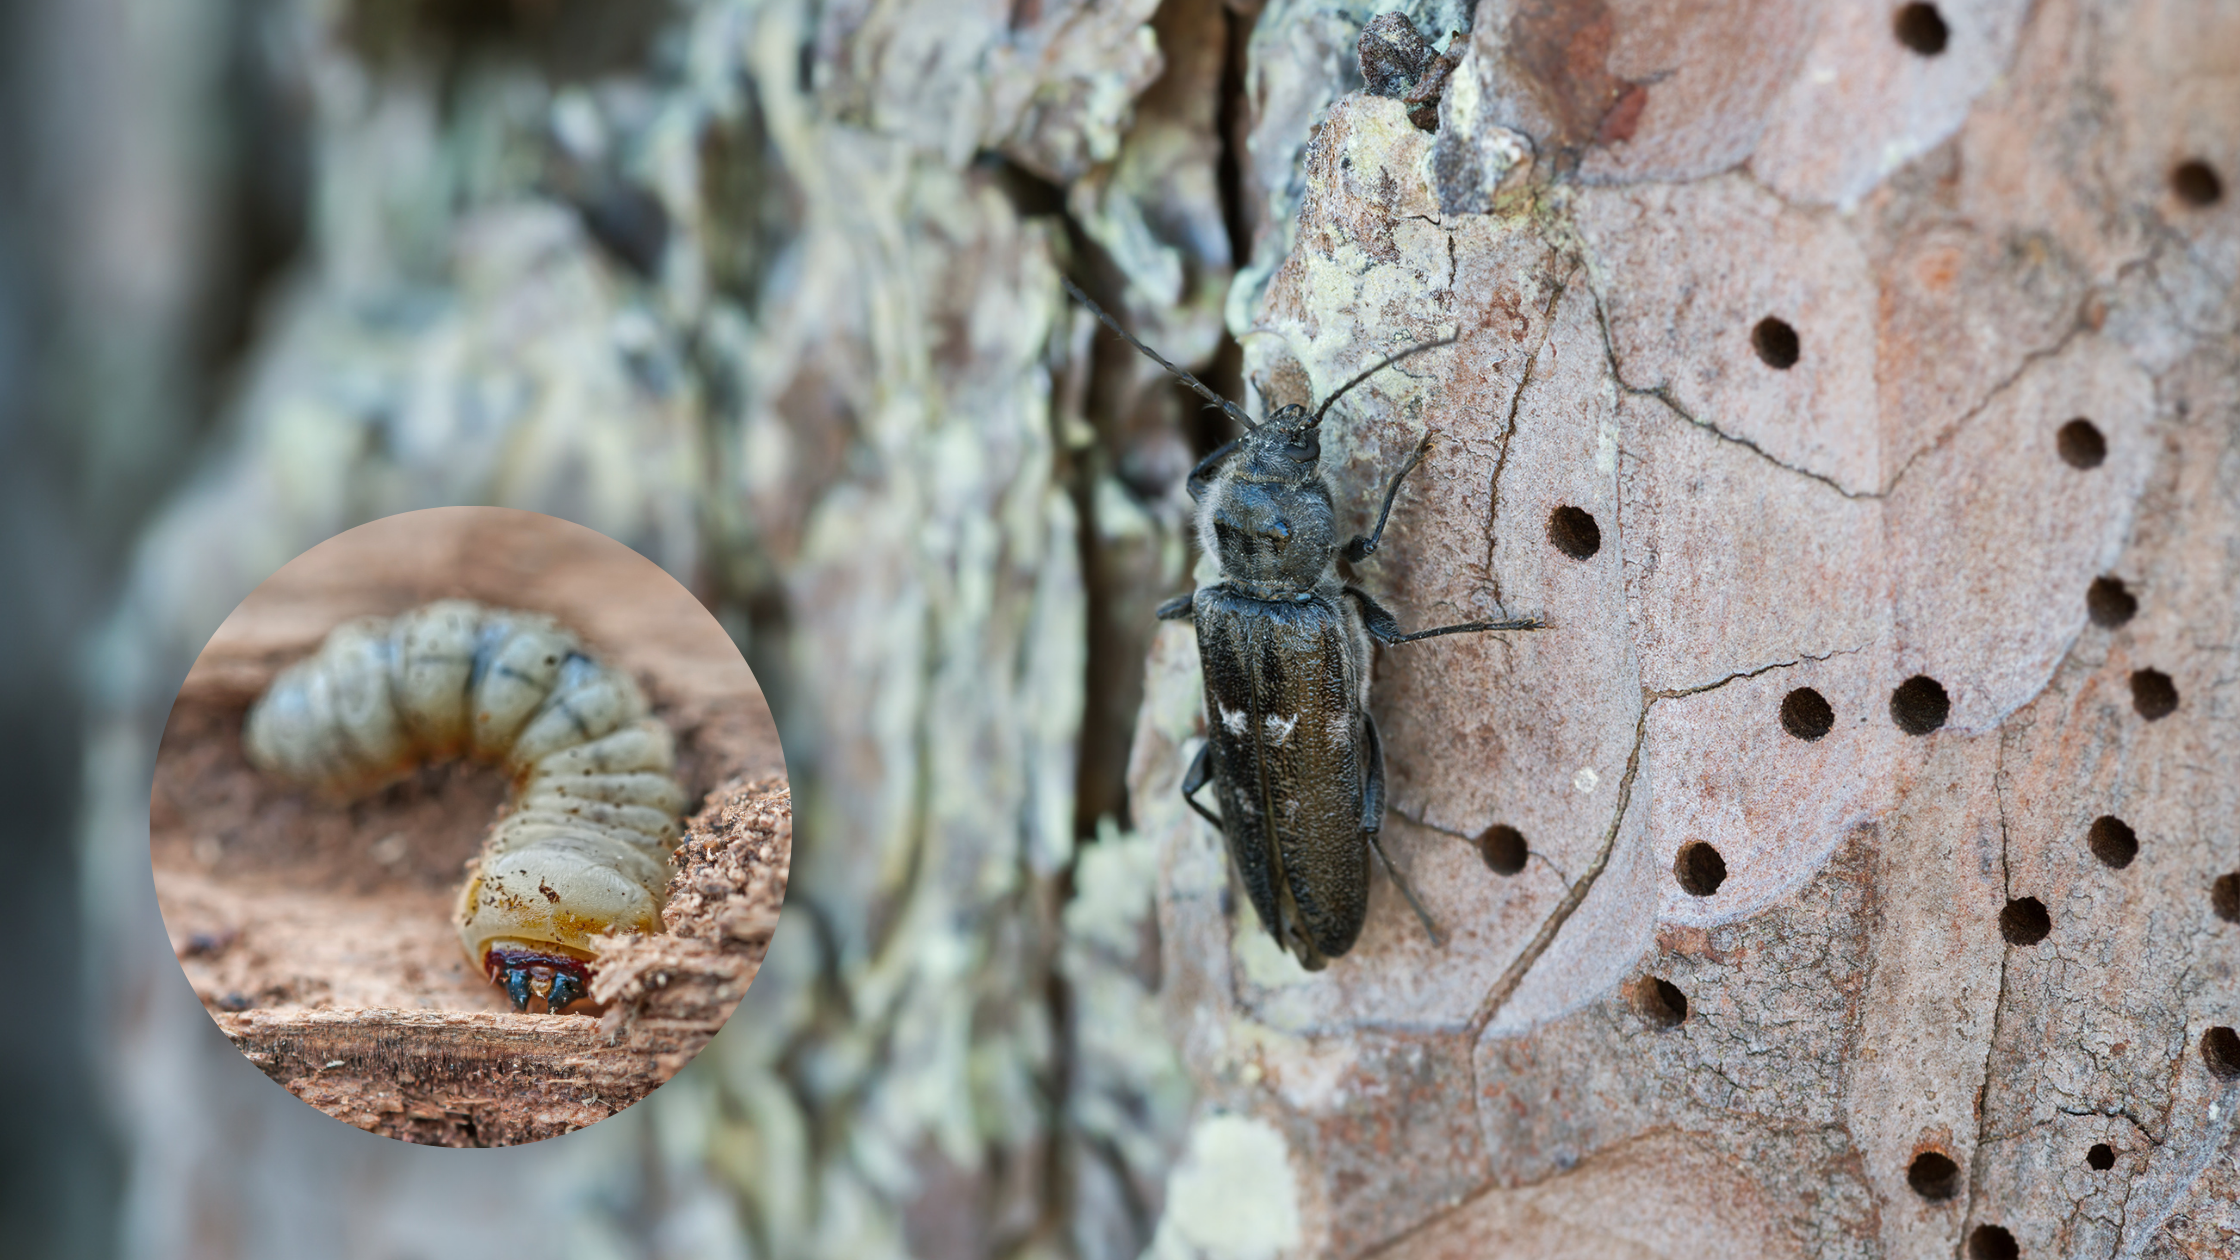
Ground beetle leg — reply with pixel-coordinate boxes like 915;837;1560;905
1343;432;1436;563
1186;438;1241;502
1386;617;1544;642
1345;585;1543;645
1155;593;1196;622
1347;586;1406;643
1179;738;1223;831
1362;714;1447;948
1361;709;1388;831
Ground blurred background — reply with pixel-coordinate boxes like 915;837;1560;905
0;0;1424;1255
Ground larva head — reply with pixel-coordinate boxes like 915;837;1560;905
457;837;665;1012
481;940;594;1013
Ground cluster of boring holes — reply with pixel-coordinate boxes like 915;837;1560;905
2171;160;2224;208
1968;1225;2020;1260
1634;977;1687;1030
1907;1150;1960;1201
1669;384;2196;956
2065;451;2180;718
1546;505;1600;560
1476;824;1528;876
1861;456;2222;1235
2056;417;2107;469
2080;582;2217;910
1894;3;1950;55
1750;316;1799;369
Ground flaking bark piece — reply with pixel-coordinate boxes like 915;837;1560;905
1357;11;1464;131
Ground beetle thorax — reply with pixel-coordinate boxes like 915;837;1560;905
1200;414;1340;599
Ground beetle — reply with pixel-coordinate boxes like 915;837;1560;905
1061;278;1542;970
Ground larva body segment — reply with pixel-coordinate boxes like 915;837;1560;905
243;601;689;1013
392;599;483;755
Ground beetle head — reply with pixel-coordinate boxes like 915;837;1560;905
1240;401;1322;475
1055;275;1457;490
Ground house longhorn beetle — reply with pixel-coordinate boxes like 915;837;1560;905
1062;278;1543;971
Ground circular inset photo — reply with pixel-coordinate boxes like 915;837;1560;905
151;508;789;1146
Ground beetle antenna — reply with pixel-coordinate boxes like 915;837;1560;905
1061;276;1256;431
1310;336;1461;428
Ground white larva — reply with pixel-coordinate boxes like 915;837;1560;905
242;599;690;1013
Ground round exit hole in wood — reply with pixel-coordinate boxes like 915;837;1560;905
2213;872;2240;924
2204;1026;2240;1080
2000;896;2051;946
1893;2;1950;55
150;508;793;1147
1889;675;1949;735
1634;977;1687;1030
1968;1224;2020;1260
2085;576;2137;628
1750;316;1800;369
1906;1150;1960;1201
1547;505;1601;559
2085;1143;2115;1171
1477;824;1528;875
1675;842;1726;897
2130;669;2178;720
2087;815;2137;869
1780;687;1835;740
2056;418;2107;469
2172;159;2224;208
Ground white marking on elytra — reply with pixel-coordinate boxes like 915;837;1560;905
1220;705;1249;735
1264;713;1299;745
